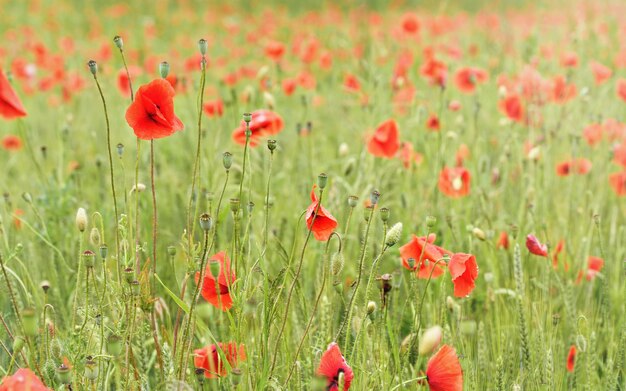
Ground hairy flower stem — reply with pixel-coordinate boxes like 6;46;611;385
186;56;207;252
286;232;342;385
268;189;325;378
263;149;274;252
178;227;211;380
336;205;376;347
238;123;251;206
91;73;121;285
71;235;84;327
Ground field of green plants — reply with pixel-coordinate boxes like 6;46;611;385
0;1;625;390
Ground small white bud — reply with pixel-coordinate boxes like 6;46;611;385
75;208;88;232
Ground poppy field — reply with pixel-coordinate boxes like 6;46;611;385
1;0;626;390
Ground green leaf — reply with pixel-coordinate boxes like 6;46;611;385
154;273;189;314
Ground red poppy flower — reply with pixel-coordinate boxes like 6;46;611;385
400;13;420;35
590;61;612;85
282;78;297;96
438;166;471;198
617;79;626;102
560;52;578;68
552;239;565;269
193;342;246;378
613;143;626;168
582;123;603;146
526;234;548;257
399;234;451;279
0;368;50;390
398;142;423;169
551;75;576;104
426;344;463;391
194;251;236;311
448;253;478;297
367;119;400;158
499;94;525;123
264;40;285;61
454;67;487;94
316;343;354;391
203;99;224;118
449;100;461;111
116;65;142;98
426;114;440;131
556;158;592;176
496;231;509;249
609;171;626;196
125;78;184;140
232;110;284;147
0;69;27;119
1;135;22;151
586;256;604;281
306;185;338;242
566;345;576;372
420;57;447;87
343;74;361;92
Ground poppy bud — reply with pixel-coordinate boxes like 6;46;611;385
363;205;374;221
124;267;135;283
159;61;170;79
22;192;32;203
83;250;96;268
22;308;37;337
317;173;328;189
76;208;88;232
87;60;97;75
331;251;344;276
425;215;437;228
57;364;71;384
99;244;108;259
167;246;177;257
12;336;25;354
385;222;403;247
223;152;233;170
347;195;358;208
198;38;208;55
472;227;486;241
107;334;123;356
338;143;349;156
113;35;123;50
419;325;443;355
90;227;101;247
267;139;277;152
400;333;417;355
510;224;519;239
116;143;124;157
15;243;23;253
367;301;377;316
84;357;98;381
370;189;381;205
199;213;212;231
130;183;146;194
40;280;51;293
379;207;390;222
230;198;240;213
130;280;140;296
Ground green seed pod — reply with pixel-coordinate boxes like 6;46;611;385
130;280;140;296
199;213;212;231
84;357;99;381
347;195;358;208
87;60;97;75
99;244;108;260
40;280;51;294
113;35;123;50
229;198;240;213
267;139;277;152
379;207;390;223
116;143;124;157
56;364;71;384
243;112;252;124
82;250;96;268
124;267;135;284
317;173;328;189
198;38;208;55
159;61;170;79
425;215;437;228
222;152;233;170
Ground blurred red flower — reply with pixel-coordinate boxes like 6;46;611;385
194;251;236;311
367;119;400;158
316;343;353;391
0;368;50;390
0;69;27;119
232;110;284;147
194;342;246;378
438;166;471;198
526;234;548;257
